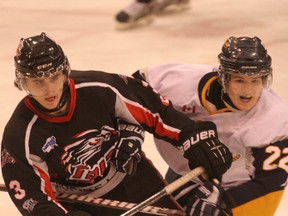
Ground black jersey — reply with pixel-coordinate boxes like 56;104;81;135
1;70;197;215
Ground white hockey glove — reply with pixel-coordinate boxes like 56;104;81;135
113;119;145;175
180;121;232;181
185;181;232;216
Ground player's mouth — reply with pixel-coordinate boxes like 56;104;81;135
45;96;57;102
240;95;252;102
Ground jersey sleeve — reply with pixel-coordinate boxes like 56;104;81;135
110;73;199;146
1;120;68;215
225;139;288;215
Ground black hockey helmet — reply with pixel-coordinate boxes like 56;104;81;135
14;32;70;90
217;36;272;88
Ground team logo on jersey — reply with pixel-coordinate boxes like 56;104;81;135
1;148;15;168
22;198;38;213
61;126;118;183
42;136;58;153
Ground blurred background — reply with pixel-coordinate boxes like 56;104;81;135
0;0;287;215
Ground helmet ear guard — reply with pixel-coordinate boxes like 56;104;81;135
14;78;22;91
14;32;71;91
217;36;273;89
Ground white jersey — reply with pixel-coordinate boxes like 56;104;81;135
136;63;288;215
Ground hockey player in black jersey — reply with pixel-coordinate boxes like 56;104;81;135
1;32;232;215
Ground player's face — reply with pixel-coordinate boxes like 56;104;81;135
22;71;66;110
226;74;263;111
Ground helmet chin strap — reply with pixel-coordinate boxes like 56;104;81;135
30;83;70;114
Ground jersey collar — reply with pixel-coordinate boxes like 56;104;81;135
198;72;233;114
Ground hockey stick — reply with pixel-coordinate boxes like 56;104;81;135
121;166;205;216
0;167;204;215
0;184;183;215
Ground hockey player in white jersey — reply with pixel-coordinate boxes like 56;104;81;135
132;36;288;215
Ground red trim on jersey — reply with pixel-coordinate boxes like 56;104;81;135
33;164;56;201
125;102;180;140
24;79;76;123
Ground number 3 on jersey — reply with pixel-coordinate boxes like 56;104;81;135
263;145;288;173
9;180;26;200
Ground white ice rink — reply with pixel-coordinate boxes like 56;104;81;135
0;0;287;215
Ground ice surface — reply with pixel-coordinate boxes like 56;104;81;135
0;0;287;215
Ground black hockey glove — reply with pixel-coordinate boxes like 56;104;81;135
180;121;232;181
185;180;232;216
113;119;145;175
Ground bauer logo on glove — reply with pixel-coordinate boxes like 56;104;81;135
179;129;216;154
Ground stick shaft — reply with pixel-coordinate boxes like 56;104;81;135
121;190;167;216
0;183;184;215
121;167;204;216
164;167;204;194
